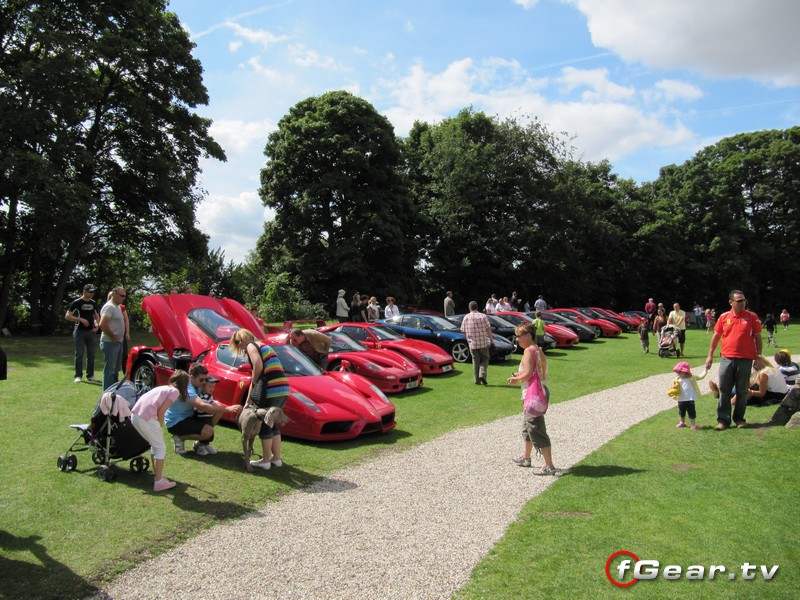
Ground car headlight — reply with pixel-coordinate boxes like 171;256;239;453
369;384;391;404
291;391;321;412
420;353;434;362
365;361;389;374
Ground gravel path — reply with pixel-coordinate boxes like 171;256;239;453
97;368;709;599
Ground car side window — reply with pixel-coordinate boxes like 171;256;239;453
342;326;367;342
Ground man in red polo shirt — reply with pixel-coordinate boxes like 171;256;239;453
705;290;762;430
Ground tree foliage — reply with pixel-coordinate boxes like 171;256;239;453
258;90;419;306
0;0;225;331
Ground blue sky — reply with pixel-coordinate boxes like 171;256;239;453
167;0;800;263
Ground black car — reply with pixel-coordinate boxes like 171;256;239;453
538;311;597;342
379;313;514;363
448;313;556;353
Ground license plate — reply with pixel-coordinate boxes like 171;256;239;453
406;380;419;389
441;365;453;372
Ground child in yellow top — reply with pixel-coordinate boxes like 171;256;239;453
667;361;707;429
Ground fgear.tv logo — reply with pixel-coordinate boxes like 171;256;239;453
605;550;779;587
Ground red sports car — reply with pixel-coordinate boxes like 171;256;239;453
316;330;423;393
127;294;396;442
494;311;580;348
550;308;622;338
319;322;455;375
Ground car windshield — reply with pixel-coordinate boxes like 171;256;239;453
187;308;240;343
557;312;579;322
487;315;515;328
422;315;460;331
271;344;324;376
369;325;405;341
328;331;367;352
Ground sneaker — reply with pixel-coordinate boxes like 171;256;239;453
194;443;210;456
512;456;531;467
676;422;687;428
249;460;271;470
533;466;558;476
270;459;283;467
74;376;82;383
87;375;99;382
203;444;218;455
691;425;701;430
173;435;186;454
153;479;176;492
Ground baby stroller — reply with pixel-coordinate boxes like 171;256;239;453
57;380;151;482
658;324;681;358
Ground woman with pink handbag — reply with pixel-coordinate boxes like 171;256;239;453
507;323;558;475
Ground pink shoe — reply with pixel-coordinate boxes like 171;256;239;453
153;479;176;492
676;422;686;428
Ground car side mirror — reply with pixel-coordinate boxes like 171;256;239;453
237;363;252;373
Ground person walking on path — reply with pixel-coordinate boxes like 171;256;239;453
65;283;100;383
444;291;455;317
667;302;687;356
705;290;762;430
508;323;557;475
460;300;494;385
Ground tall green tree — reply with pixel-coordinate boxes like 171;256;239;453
258;90;418;305
0;0;225;330
404;109;562;305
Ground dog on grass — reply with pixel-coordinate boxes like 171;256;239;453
238;406;289;471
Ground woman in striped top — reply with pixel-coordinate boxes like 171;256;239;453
230;328;290;470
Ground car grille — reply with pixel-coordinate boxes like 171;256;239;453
321;421;354;434
399;376;418;384
381;412;395;426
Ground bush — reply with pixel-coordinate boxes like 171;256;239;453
261;273;328;322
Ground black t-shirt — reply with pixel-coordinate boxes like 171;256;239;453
68;297;98;330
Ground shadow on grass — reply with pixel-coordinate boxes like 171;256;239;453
0;530;99;600
562;464;646;478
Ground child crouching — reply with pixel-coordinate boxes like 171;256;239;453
667;361;707;429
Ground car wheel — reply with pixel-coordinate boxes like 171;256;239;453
450;341;470;363
592;325;602;337
133;358;156;394
509;336;519;353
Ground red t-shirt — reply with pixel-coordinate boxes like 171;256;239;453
714;309;762;359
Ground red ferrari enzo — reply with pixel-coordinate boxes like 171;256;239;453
318;322;455;376
127;294;396;442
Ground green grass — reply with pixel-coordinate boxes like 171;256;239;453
0;327;796;599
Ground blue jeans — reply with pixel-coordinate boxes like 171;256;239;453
100;340;122;390
717;356;753;426
73;328;96;378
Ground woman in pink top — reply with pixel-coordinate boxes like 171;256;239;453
131;370;189;492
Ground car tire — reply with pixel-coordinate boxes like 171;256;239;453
509;335;520;354
450;341;470;363
592;325;602;337
133;358;156;394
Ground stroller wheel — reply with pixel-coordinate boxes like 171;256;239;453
97;465;108;481
143;458;151;472
57;456;67;472
92;451;104;465
67;455;78;471
130;457;145;473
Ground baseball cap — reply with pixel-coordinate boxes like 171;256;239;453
206;375;219;383
84;284;97;292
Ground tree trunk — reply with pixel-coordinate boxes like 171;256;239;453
0;195;20;330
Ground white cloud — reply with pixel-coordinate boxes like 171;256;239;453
242;56;281;81
514;0;540;8
288;44;341;70
650;79;704;103
209;118;276;156
565;0;800;87
196;191;275;263
225;21;288;48
558;66;635;101
229;40;243;53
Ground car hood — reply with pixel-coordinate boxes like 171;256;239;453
289;372;394;419
142;293;264;358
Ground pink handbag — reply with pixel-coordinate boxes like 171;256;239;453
523;371;549;417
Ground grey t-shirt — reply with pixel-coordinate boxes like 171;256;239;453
100;301;125;342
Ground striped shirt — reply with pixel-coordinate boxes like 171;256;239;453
254;343;290;399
